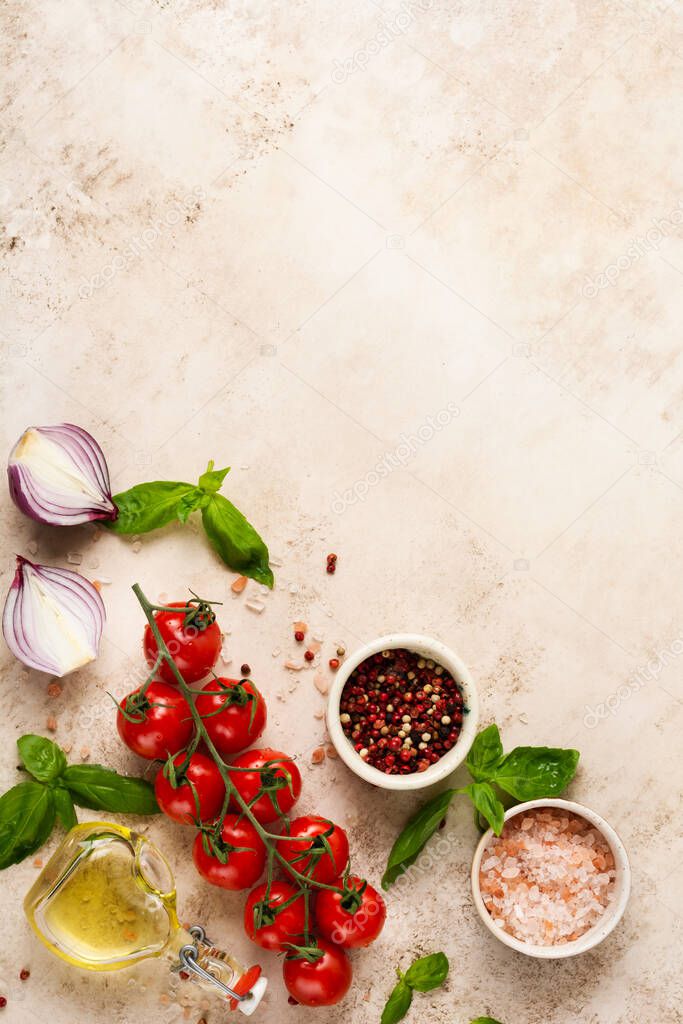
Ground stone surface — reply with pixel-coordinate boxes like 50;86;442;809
1;1;682;1022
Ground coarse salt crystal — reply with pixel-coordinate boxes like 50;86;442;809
478;808;616;946
66;551;83;565
245;599;265;614
231;576;248;594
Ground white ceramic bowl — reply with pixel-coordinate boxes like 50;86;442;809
471;798;631;958
326;633;479;791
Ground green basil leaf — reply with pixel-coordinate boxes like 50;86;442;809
201;493;274;588
491;747;579;801
17;734;67;783
62;765;159;815
470;1018;504;1023
107;481;195;534
466;724;504;782
198;461;230;494
380;980;413;1024
404;952;449;992
54;786;78;831
382;789;456;890
176;486;207;524
460;782;505;835
0;782;55;869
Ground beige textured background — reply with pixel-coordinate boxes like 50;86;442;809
2;1;683;1022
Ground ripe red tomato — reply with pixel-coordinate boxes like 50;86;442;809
195;678;266;756
282;940;352;1007
155;752;225;825
116;681;194;760
228;748;301;824
277;816;349;884
192;814;266;891
315;875;386;948
243;881;306;951
143;602;221;685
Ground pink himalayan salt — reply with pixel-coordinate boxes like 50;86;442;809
479;808;616;946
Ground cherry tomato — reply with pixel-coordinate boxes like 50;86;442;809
282;940;352;1007
195;678;267;756
228;748;302;824
315;875;386;948
155;752;225;825
192;814;266;891
243;880;306;951
116;681;194;761
277;816;349;884
143;602;221;685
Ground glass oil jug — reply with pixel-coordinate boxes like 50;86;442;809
24;821;266;1016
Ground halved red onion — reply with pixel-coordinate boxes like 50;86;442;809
3;556;106;676
8;423;118;526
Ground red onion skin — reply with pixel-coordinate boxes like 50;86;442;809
2;555;105;676
7;423;118;526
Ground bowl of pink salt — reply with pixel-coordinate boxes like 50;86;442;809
471;799;630;958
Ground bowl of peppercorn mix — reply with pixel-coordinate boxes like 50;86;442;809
326;633;479;790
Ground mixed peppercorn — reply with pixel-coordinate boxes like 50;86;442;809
338;648;465;775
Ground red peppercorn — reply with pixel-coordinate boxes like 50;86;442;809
294;630;304;642
240;663;251;677
329;658;340;670
304;650;314;662
326;563;336;574
0;997;6;1008
327;553;337;563
19;969;29;981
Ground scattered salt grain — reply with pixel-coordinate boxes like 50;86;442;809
518;713;529;725
284;660;304;672
46;716;57;732
311;747;326;765
132;542;142;554
269;556;283;568
289;583;299;595
314;673;329;695
88;558;100;570
271;647;281;658
95;575;112;585
479;808;616;946
27;540;38;555
245;599;265;614
47;683;62;698
326;745;338;759
66;551;83;565
313;710;325;720
231;575;248;594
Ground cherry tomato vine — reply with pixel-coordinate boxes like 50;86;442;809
123;584;385;1007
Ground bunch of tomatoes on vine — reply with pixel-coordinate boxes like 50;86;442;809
115;587;386;1008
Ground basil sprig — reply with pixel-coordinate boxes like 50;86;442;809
381;953;449;1024
0;734;159;870
107;461;273;587
382;724;579;889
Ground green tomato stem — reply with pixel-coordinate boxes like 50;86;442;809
131;583;344;939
